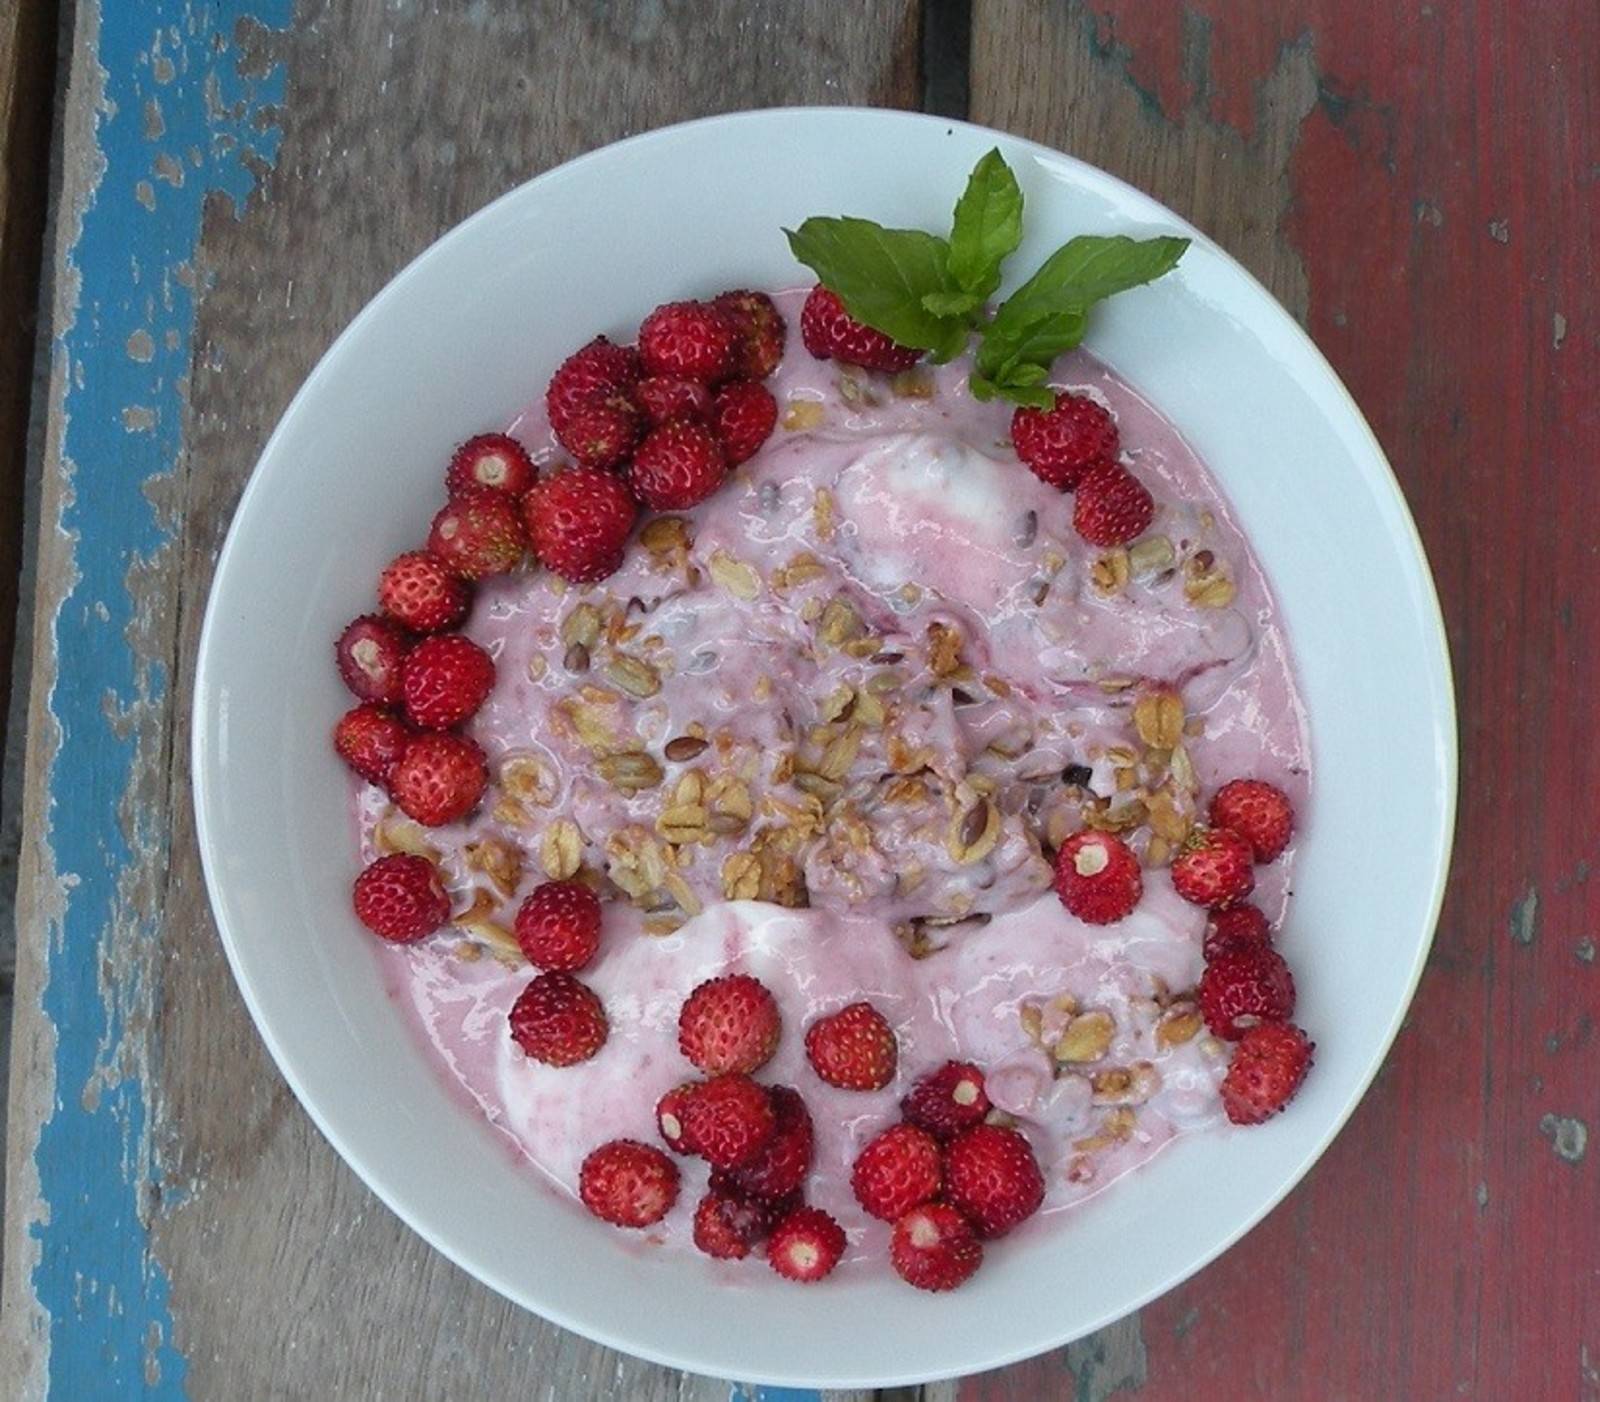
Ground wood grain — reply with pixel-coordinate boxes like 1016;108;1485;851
968;2;1599;1398
144;3;916;1399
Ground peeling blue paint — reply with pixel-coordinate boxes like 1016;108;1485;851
34;2;289;1395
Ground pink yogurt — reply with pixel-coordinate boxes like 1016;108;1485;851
356;288;1311;1265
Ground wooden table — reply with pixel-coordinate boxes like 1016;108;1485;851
2;2;1595;1398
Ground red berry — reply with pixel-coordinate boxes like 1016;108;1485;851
692;1187;773;1260
1053;830;1143;924
799;285;921;372
389;732;487;826
890;1201;983;1292
514;880;601;971
578;1139;678;1228
656;1081;700;1154
335;614;411;705
546;337;642;437
1072;462;1155;547
634;375;711;426
333;703;409;786
1221;1022;1314;1125
427;488;526;580
1210;779;1295;863
400;634;495;730
680;1074;777;1170
766;1206;846;1283
1011;392;1119;490
719;1085;814;1201
628;420;728;511
352;853;449;943
804;1001;898;1091
678;974;781;1076
446;432;535;498
1172;827;1256;909
510;971;608;1067
1203;903;1273;962
638;300;737;382
710;380;777;465
851;1123;942;1222
378;551;472;634
522;467;636;583
900;1061;991;1140
555;396;640;471
1198;946;1296;1041
713;289;787;379
943;1123;1045;1239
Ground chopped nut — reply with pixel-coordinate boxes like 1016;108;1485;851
782;398;826;432
1169;743;1198;795
540;818;583;879
813;487;837;541
1146;789;1191;843
721;851;762;900
1145;835;1173;867
499;753;559;808
1128;534;1176;577
672;770;704;806
817;596;863;647
926;621;964;677
793;771;842;801
889;368;935;399
1092;549;1131;595
560;603;602;650
1186;572;1237;608
1091;1062;1159;1105
708;549;761;601
1019;1003;1045;1043
605;653;662;699
817;724;862;781
597;749;665;793
836;368;880;408
463;837;523;899
774;551;827;592
1054;1010;1115;1064
493;797;536;829
656;803;709;845
452;888;522;967
640;515;691;554
374;814;441;862
1072;1107;1137;1152
1156;1007;1204;1047
664;734;709;762
820;684;856;723
663;871;702;917
1134;689;1186;749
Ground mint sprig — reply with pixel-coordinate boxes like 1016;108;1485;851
784;150;1189;406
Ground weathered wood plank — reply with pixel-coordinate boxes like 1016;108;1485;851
968;2;1598;1398
2;1;917;1399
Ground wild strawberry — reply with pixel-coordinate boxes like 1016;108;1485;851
333;704;410;786
944;1124;1044;1239
378;551;472;634
1053;830;1142;924
1203;903;1273;962
400;634;495;730
799;285;921;372
555;396;640;471
900;1061;991;1140
546;337;642;436
1210;779;1295;863
446;432;536;498
510;971;608;1067
1172;827;1256;909
634;375;711;426
710;380;777;465
678;974;781;1076
713;289;787;379
389;732;487;826
578;1139;678;1228
638;300;737;382
523;467;636;583
890;1201;983;1292
680;1074;777;1170
352;853;449;943
628;420;727;511
335;614;411;705
514;880;601;971
851;1123;942;1222
804;1001;897;1091
1011;392;1118;490
1199;946;1296;1040
766;1206;846;1283
427;488;526;580
655;1081;700;1154
719;1085;813;1201
692;1187;773;1260
1221;1022;1314;1125
1072;462;1155;547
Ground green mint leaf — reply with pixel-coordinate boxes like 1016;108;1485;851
990;234;1189;341
922;289;981;318
976;306;1088;383
784;217;963;354
994;382;1058;409
947;148;1024;301
969;373;999;402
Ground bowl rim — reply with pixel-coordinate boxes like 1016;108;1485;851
192;105;1458;1387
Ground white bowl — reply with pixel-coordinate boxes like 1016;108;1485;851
193;108;1456;1388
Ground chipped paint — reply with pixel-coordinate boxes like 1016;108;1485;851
1509;886;1539;945
13;0;289;1395
1066;1314;1148;1402
1554;312;1568;350
727;1387;824;1402
1540;1114;1590;1165
1578;938;1596;964
1488;218;1510;244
